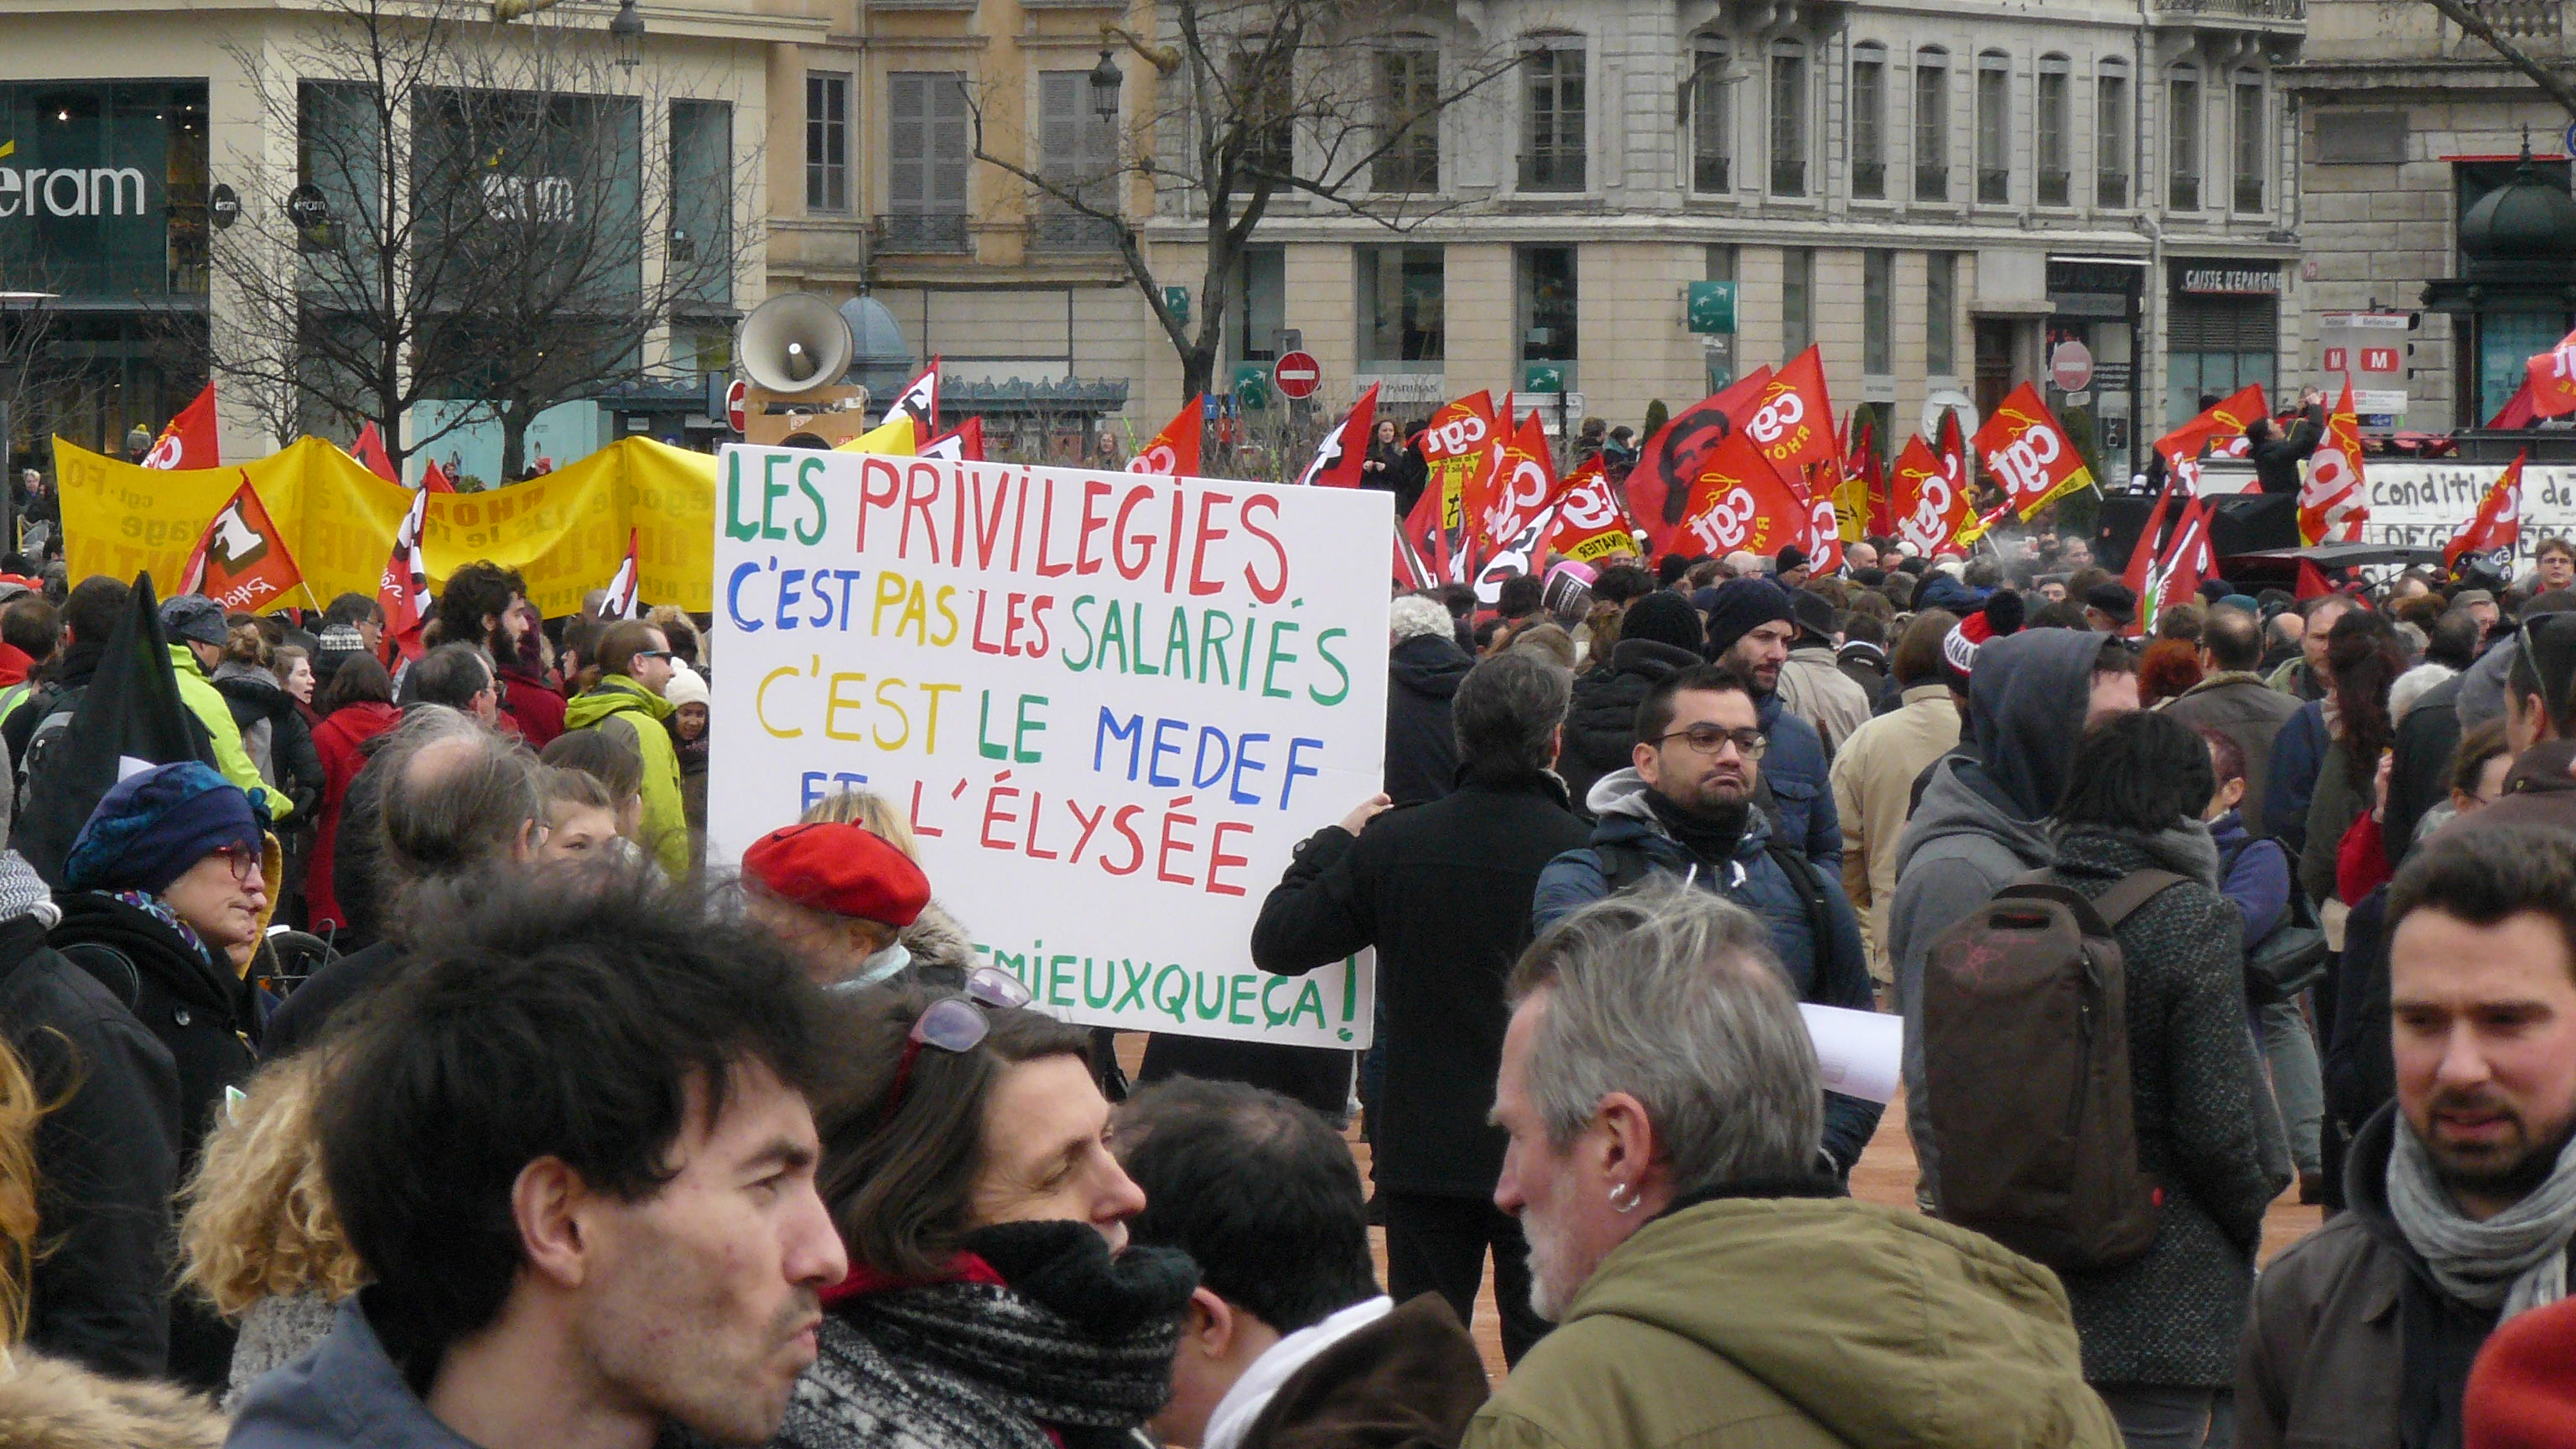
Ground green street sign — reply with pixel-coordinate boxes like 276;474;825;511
1687;280;1737;335
1232;362;1271;409
1163;285;1190;325
1522;363;1566;393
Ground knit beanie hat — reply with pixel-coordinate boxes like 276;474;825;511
314;623;366;683
1701;579;1797;660
65;761;266;896
663;662;710;709
1622;592;1706;654
1940;590;2027;693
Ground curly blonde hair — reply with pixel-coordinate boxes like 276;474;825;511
177;1052;367;1317
798;788;921;860
0;1038;48;1345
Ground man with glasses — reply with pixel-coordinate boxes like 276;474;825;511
1533;662;1882;1179
564;620;688;878
2434;612;2576;840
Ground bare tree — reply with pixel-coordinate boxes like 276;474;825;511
962;0;1520;406
209;0;757;478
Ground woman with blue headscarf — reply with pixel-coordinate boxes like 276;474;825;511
49;760;272;1394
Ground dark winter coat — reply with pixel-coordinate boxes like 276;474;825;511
2301;740;2371;907
2237;1104;2497;1449
1754;690;1841;870
2162;673;2303;839
2250;403;2325;496
259;939;402;1061
210;665;324;820
1533;770;1881;1173
2431;739;2576;839
1835;641;1887;705
2264;700;2329;853
1384;635;1473;807
1557;638;1702;818
2047;827;2290;1389
48;891;261;1394
1250;770;1591;1198
229;1297;477;1449
0;911;179;1381
2384;676;2464;865
1239;1295;1489;1449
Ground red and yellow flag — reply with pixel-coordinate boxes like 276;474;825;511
2299;380;2371;545
1971;382;2096;519
1125;395;1204;478
2444;451;2525;574
179;471;305;612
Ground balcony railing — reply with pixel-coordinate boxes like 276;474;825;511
2098;170;2129;207
2037;166;2070;205
1371;148;1439;195
1852;158;1886;197
877;211;969;252
1915;164;1949;201
1519;147;1587;191
2233;175;2266;212
1772;157;1807;195
1977;165;2008;203
1696;153;1732;192
2469;0;2563;34
2156;0;2305;18
1029;210;1121;252
2169;174;2200;210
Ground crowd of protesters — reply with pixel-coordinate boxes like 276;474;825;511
0;491;2568;1449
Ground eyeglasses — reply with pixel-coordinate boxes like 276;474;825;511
632;649;675;662
1654;724;1767;758
210;842;263;888
880;967;1036;1126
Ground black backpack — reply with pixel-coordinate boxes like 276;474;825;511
13;682;83;816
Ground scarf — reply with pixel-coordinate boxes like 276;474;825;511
793;1220;1197;1449
109;890;216;969
1198;1296;1393;1449
1645;789;1749;870
2386;1120;2576;1319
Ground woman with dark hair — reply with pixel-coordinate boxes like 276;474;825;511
2047;710;2291;1445
210;624;323;822
2299;609;2406;911
781;979;1197;1449
307;656;399;935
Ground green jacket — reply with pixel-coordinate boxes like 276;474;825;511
564;676;688;878
1464;1195;2122;1449
169;644;289;820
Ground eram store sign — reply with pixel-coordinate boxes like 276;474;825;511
0;140;149;219
706;447;1394;1048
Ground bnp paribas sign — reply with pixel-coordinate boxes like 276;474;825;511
0;138;150;220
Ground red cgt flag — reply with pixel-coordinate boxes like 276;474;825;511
1424;392;1504;574
2527;330;2576;419
2300;380;2371;545
1550;456;1634;564
2445;451;2526;574
2154;384;2268;475
1743;346;1838;478
377;487;431;662
1971;382;2096;519
1296;383;1379;488
2120;477;2181;631
1673;428;1813;561
1125;395;1204;478
1623;367;1773;556
1888;435;1971;558
143;383;220;471
179;472;304;612
2142;492;2216;636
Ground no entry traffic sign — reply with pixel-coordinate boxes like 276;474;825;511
1273;351;1322;400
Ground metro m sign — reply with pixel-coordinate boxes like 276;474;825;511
2363;347;2400;373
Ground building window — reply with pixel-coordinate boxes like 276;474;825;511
1770;42;1808;197
1976;51;2010;205
1374;44;1440;193
1357;245;1445;369
1237;49;1293;179
1914;49;1949;202
2036;56;2069;206
2168;66;2200;211
1518;246;1578;387
2096;64;2130;207
805;71;849;213
669;101;732;307
1035;71;1120;251
1864;250;1893;374
1231;246;1285;365
2232;75;2265;212
1690;39;1732;193
1783;247;1813;356
884;72;969;252
1521;43;1586;191
1928;252;1956;375
1852;44;1887;199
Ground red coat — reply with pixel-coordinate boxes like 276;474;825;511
309;701;402;932
496;666;566;749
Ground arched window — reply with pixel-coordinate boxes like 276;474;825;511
1687;34;1732;192
1520;34;1587;190
2036;55;2070;206
2096;57;2131;207
1976;49;2011;203
1769;39;1809;196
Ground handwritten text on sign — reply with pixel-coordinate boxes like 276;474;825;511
705;448;1391;1047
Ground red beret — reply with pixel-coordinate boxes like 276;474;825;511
2468;1297;2576;1449
741;823;930;927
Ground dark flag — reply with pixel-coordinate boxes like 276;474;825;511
13;574;216;885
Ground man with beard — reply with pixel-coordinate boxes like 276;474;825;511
1534;664;1880;1176
2239;826;2576;1449
1701;579;1841;868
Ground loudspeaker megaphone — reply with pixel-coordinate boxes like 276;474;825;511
733;292;870;447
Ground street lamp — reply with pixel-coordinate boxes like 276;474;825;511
1088;49;1122;124
608;0;645;71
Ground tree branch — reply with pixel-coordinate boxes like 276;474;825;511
2425;0;2576;119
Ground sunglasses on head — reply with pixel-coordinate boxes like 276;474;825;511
879;967;1036;1126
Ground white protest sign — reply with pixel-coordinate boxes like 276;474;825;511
707;446;1390;1047
2353;460;2576;562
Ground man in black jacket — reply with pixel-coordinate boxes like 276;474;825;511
2248;392;2327;496
1383;595;1472;806
1250;652;1589;1367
